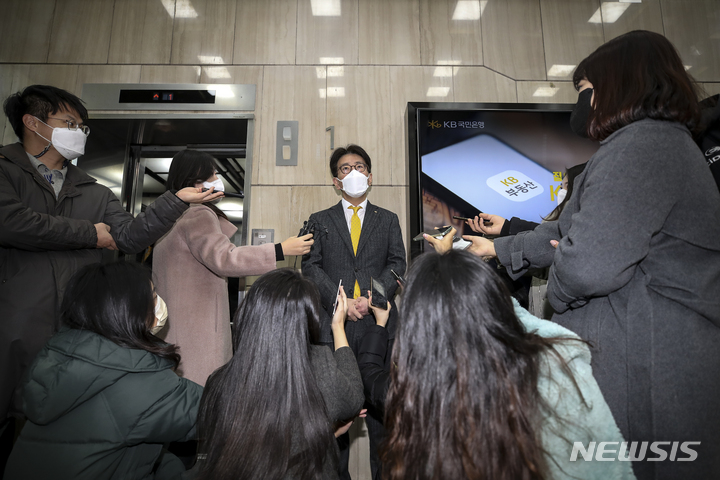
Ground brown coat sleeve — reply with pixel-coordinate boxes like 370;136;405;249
180;207;277;277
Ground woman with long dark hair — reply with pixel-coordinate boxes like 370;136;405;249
4;262;202;480
458;30;720;479
381;250;633;480
191;268;365;480
152;149;314;386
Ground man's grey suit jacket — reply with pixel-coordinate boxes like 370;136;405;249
302;200;406;346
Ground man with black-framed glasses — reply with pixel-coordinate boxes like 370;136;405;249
0;85;221;466
302;144;406;480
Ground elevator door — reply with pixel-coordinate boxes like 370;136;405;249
77;115;252;313
78;116;250;249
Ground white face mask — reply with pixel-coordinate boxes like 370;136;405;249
152;295;168;335
202;178;224;204
202;177;225;193
34;117;87;160
556;188;567;206
337;169;369;198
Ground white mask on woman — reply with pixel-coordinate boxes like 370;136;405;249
337;170;369;198
152;295;168;335
202;177;225;193
202;178;225;204
556;188;567;206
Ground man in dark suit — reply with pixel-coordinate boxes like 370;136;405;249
302;144;406;480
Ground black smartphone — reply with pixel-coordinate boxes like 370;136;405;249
390;269;405;287
453;215;492;226
331;279;343;316
370;277;388;309
390;269;405;288
412;225;453;242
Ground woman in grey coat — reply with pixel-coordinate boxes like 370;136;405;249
459;31;720;480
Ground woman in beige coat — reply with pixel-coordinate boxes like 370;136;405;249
152;150;313;385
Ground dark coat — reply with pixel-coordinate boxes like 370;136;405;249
0;142;188;420
494;119;720;480
301;201;406;347
4;327;202;480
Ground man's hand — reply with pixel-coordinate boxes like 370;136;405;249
468;213;506;236
354;296;370;317
424;227;456;254
346;298;364;322
368;291;391;327
175;186;224;204
280;234;314;256
462;235;496;258
95;223;117;250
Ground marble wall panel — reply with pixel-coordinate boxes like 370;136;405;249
348;419;371;480
201;65;264;186
602;0;664;41
171;0;236;65
517;81;577;104
1;65;79;145
233;0;297;65
75;65;143;94
662;0;720;82
359;0;421;65
139;66;202;83
0;0;55;63
419;0;483;67
326;66;393;186
256;66;328;186
389;66;454;186
540;0;604;81
453;67;517;103
482;0;546;80
247;185;293;242
700;83;720;98
108;0;175;64
297;0;359;66
48;0;114;64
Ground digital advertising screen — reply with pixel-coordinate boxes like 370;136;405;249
407;103;600;258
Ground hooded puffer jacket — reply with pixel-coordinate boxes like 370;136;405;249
4;327;202;480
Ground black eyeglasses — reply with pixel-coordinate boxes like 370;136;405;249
338;163;367;175
47;117;90;135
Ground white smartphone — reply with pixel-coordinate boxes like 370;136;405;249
331;279;343;316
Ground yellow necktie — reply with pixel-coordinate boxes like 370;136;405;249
349;205;362;298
